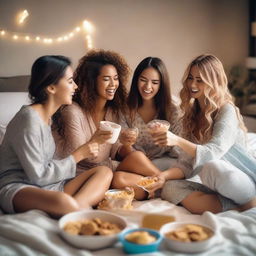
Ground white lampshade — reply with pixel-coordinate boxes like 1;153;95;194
252;22;256;37
245;57;256;69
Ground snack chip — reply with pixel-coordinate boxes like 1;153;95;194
63;217;121;236
165;224;213;242
97;188;135;210
137;177;158;191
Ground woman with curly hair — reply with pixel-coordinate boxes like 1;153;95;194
53;49;159;200
153;54;256;214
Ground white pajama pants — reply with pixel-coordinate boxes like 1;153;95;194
199;160;256;205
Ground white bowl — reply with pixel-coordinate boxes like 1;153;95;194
99;121;121;144
59;209;127;250
160;221;219;253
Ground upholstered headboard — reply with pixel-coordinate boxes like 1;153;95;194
0;75;30;92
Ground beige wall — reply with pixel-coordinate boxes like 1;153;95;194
0;0;249;95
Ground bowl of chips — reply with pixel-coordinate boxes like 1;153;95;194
160;221;218;253
59;209;127;250
119;228;163;254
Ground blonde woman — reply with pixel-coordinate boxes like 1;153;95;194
150;54;256;214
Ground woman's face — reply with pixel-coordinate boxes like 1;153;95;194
186;65;205;102
137;67;160;102
53;66;77;105
96;64;119;101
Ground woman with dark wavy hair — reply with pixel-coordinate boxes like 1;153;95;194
53;50;159;200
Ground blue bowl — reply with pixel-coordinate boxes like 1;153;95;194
119;228;163;254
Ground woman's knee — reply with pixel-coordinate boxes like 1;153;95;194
125;151;146;161
52;192;79;211
94;166;113;180
111;171;126;188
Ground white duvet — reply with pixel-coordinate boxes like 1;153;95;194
0;199;255;256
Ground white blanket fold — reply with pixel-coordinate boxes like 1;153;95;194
0;200;255;256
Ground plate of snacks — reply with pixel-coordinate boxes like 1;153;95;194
59;210;127;250
160;221;219;253
136;177;158;192
119;228;163;254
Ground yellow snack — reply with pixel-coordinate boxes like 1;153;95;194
97;188;135;210
63;218;121;236
137;177;158;188
125;231;156;244
165;224;213;242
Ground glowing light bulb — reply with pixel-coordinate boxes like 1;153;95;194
13;35;18;40
18;10;29;24
25;36;30;41
75;27;81;32
83;20;93;33
0;30;6;35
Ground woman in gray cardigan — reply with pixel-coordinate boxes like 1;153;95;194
146;54;256;214
0;55;113;217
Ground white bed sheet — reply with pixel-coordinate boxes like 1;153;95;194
0;199;256;256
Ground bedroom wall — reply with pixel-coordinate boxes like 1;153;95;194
0;0;249;95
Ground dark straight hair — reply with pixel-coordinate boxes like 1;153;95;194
28;55;71;104
127;57;174;122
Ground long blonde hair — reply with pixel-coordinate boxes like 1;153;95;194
180;54;246;143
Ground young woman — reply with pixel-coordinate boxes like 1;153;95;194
53;50;159;200
114;57;187;197
151;54;256;213
0;55;113;217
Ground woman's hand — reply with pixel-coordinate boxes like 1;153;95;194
146;172;167;199
90;128;113;144
72;141;99;163
81;142;99;160
119;128;138;146
152;131;177;147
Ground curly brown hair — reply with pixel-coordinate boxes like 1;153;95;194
73;49;130;118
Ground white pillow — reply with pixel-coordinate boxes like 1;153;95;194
0;92;30;126
0;124;6;145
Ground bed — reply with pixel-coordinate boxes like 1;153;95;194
0;76;256;256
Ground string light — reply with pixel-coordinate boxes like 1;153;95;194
0;19;94;48
17;10;29;24
83;20;94;34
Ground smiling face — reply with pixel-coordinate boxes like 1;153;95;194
96;64;119;101
138;67;160;102
52;66;77;105
186;65;206;102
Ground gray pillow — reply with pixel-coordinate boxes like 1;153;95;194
0;76;30;92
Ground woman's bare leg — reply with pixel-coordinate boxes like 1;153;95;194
180;191;222;214
64;166;113;207
111;171;148;200
13;187;80;217
117;151;160;176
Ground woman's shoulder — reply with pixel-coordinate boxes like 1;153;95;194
62;102;84;116
7;105;44;136
218;103;237;116
10;105;38;126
